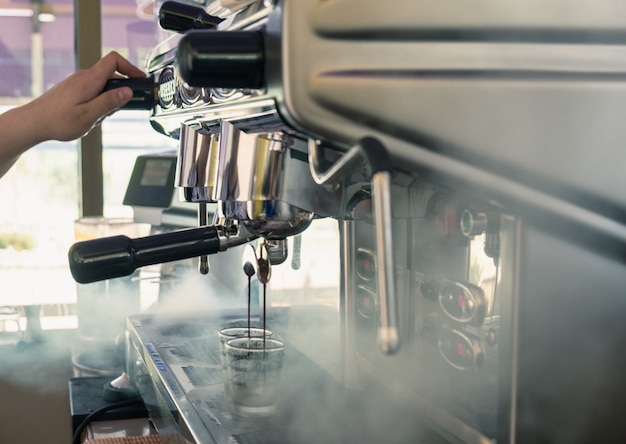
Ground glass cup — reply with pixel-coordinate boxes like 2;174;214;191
218;327;272;394
224;337;286;416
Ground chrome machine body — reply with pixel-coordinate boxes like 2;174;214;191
68;1;626;443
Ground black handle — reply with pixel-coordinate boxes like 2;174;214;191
103;75;156;110
68;226;221;284
176;30;265;89
159;0;223;32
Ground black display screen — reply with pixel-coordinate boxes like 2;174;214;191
123;154;177;208
140;159;174;187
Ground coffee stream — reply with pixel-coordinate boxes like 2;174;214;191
243;242;270;349
242;259;256;340
248;274;252;339
263;281;267;350
257;244;270;350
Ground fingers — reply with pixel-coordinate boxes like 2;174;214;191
84;86;134;124
90;51;146;85
26;52;146;142
78;52;145;125
103;85;135;109
107;51;147;78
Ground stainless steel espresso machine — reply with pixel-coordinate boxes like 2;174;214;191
68;1;626;443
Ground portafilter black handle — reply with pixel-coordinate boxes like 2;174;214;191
158;0;223;32
103;75;157;110
68;226;221;284
176;30;265;89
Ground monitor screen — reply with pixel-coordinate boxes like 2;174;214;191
123;153;177;208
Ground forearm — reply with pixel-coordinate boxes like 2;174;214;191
0;102;46;179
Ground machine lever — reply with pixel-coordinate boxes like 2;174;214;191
360;138;400;355
103;75;157;110
69;226;223;284
309;136;400;354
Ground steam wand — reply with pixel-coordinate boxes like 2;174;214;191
309;137;400;355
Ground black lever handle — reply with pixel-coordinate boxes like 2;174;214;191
103;75;156;110
159;0;223;32
176;30;265;89
68;226;221;284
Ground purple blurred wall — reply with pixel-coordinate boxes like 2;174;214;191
0;1;157;98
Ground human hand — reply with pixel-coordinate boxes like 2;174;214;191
28;51;146;142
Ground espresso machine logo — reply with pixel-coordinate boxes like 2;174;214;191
158;67;177;109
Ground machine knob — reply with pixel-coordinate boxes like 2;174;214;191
460;209;488;237
103;75;157;110
68;226;221;284
439;279;487;326
158;0;223;32
176;30;265;89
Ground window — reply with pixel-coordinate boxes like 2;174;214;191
0;0;167;337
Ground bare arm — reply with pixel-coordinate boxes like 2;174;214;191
0;51;146;178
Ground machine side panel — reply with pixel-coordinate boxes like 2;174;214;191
276;0;626;218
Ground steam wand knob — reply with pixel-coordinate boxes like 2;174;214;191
158;0;223;32
176;30;265;89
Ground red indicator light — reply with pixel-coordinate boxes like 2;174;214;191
457;342;466;357
356;286;376;319
356;250;376;281
457;294;467;309
362;259;371;271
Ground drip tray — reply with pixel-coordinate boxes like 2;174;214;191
127;312;449;444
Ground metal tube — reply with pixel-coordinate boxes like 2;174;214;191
371;170;399;354
308;138;365;186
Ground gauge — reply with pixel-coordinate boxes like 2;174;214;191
438;327;484;371
439;279;486;325
356;248;376;281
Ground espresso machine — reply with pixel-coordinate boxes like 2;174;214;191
68;0;626;443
